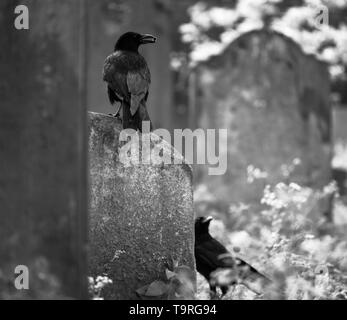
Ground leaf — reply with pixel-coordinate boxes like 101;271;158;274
145;280;168;297
136;284;149;296
165;268;176;280
167;277;196;300
210;268;238;287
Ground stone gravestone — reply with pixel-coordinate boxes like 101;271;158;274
0;0;88;298
88;112;195;300
195;30;331;211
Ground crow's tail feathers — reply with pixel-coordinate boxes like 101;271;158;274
122;101;153;132
218;253;270;280
108;86;123;117
122;100;138;131
209;254;272;296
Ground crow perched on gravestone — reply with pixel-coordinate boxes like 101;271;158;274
103;32;156;131
195;216;270;298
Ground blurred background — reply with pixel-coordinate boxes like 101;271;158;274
85;0;347;298
1;0;347;299
88;0;347;133
86;0;347;204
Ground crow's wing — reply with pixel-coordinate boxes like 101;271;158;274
103;53;129;103
103;51;151;116
127;66;150;116
195;238;233;270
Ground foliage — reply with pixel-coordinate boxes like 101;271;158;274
195;162;347;300
88;275;113;300
136;264;196;300
178;0;347;103
333;140;347;170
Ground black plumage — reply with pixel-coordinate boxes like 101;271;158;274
195;216;270;297
103;32;156;131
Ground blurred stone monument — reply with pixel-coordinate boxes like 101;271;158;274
195;30;332;212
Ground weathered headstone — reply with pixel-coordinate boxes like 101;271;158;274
88;112;195;300
0;0;88;299
195;30;331;207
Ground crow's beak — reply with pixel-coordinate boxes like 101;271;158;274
140;34;156;44
203;216;213;224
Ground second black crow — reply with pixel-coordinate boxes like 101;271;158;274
103;32;156;131
195;216;270;297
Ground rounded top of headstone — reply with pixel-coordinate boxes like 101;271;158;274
201;29;328;70
197;29;330;138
